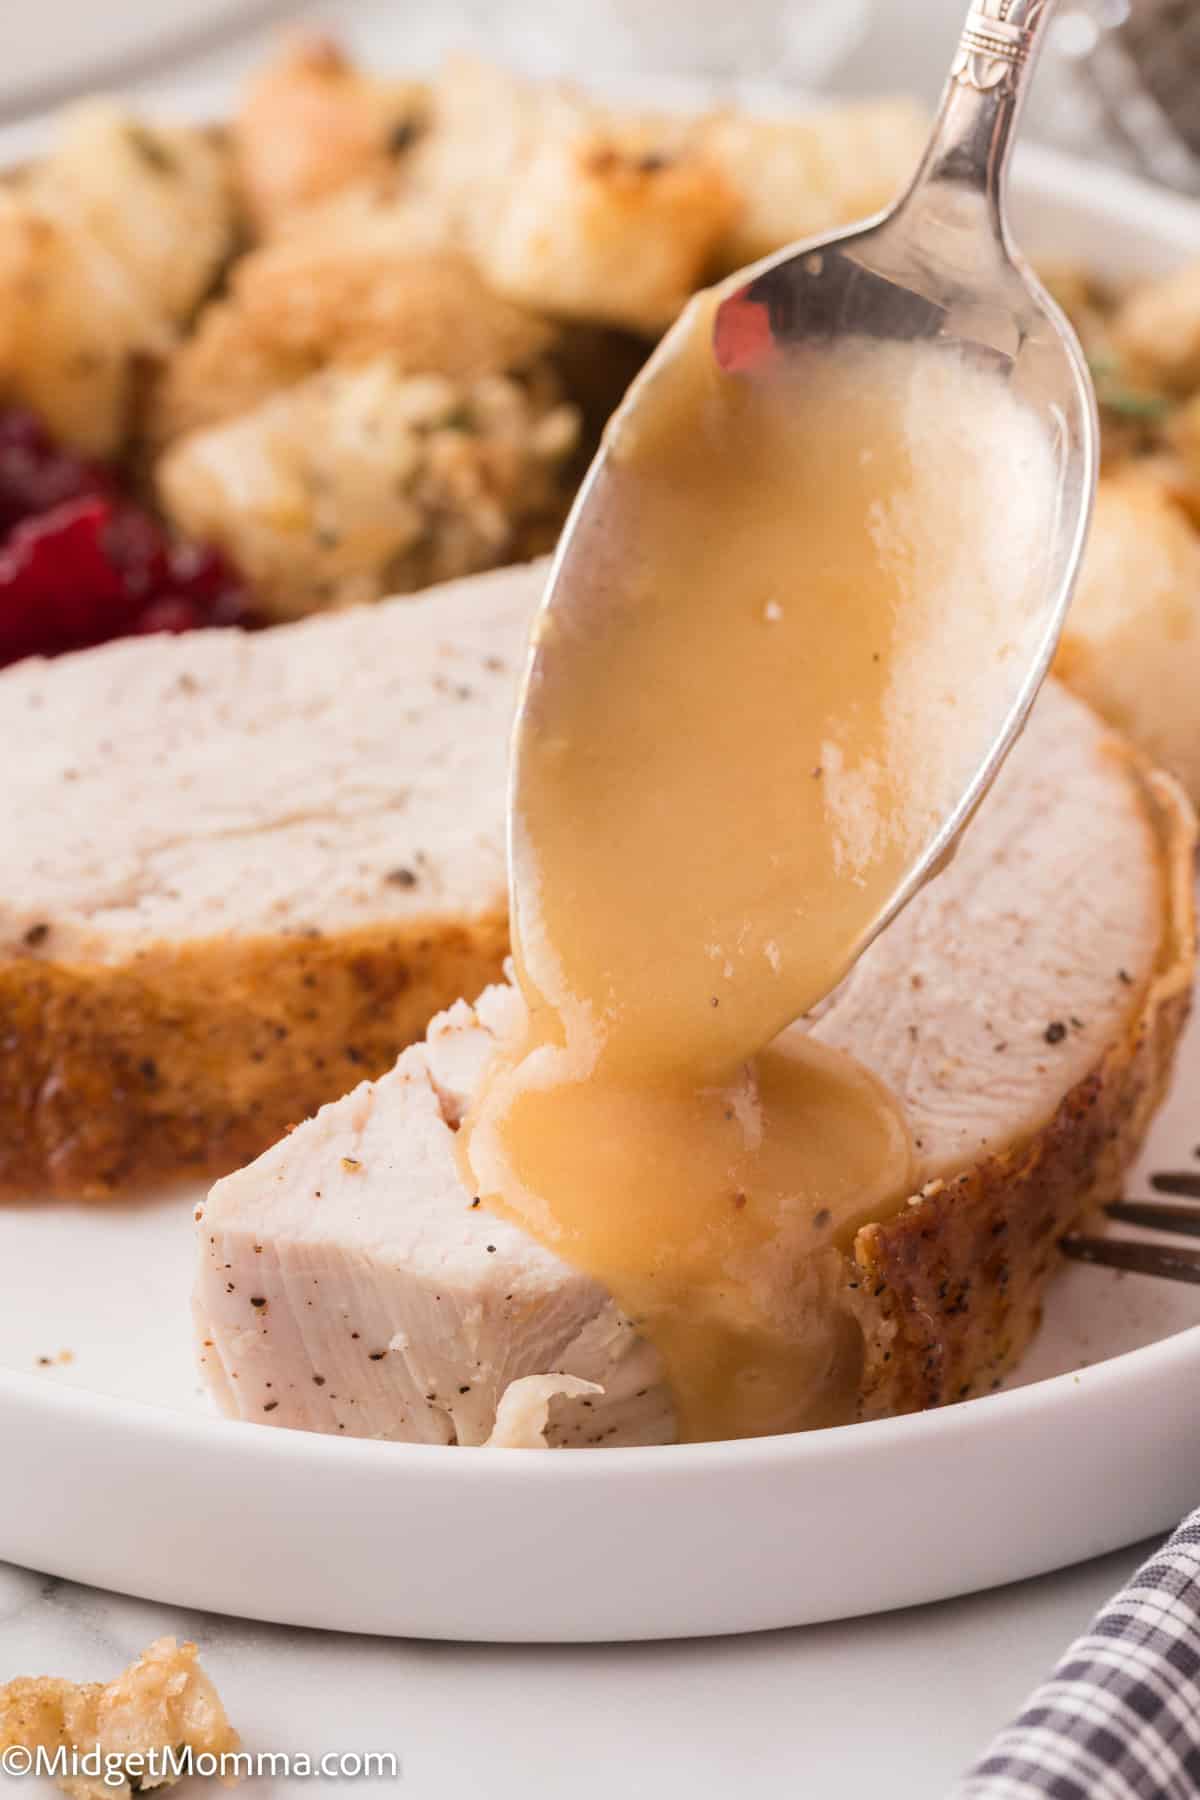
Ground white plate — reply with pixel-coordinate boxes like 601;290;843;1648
1;145;1200;1643
0;2;301;126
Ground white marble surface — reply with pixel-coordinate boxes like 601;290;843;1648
0;1542;1162;1797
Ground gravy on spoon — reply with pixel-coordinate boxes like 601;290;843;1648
462;291;1058;1443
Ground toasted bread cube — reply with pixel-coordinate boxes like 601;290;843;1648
1112;261;1200;394
232;229;555;380
0;1638;238;1799
148;295;313;443
0;101;235;455
421;59;736;334
0;189;166;455
702;99;927;269
1057;472;1200;803
234;34;428;232
32;100;235;325
158;357;578;618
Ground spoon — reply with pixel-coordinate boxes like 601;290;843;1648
510;0;1097;1035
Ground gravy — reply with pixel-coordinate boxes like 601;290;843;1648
461;293;1057;1442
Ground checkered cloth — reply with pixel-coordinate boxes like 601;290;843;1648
953;1514;1200;1799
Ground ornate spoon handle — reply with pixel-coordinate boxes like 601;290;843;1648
907;0;1059;219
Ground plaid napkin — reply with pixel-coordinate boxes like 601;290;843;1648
952;1514;1200;1799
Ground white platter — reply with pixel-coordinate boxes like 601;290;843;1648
0;2;302;129
1;145;1200;1642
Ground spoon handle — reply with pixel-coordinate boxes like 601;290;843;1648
906;0;1059;222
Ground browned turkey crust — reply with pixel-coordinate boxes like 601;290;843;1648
850;761;1196;1419
0;910;506;1199
0;564;527;1202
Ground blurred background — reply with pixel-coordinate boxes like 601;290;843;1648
2;0;1196;193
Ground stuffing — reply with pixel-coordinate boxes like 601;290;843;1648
1112;260;1200;395
152;224;557;442
157;356;579;618
233;34;428;233
414;58;738;334
33;36;1200;679
231;234;555;378
1056;471;1200;804
147;294;312;442
700;98;927;269
1165;389;1200;505
0;103;235;455
244;59;919;334
1039;262;1117;361
30;100;235;324
0;1638;238;1800
0;187;167;456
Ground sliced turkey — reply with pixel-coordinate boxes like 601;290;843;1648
0;562;532;1197
195;681;1194;1444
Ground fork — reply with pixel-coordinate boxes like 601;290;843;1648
1061;1170;1200;1282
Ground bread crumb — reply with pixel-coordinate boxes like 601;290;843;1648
0;1637;239;1798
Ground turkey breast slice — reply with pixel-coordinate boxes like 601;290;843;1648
195;680;1193;1446
0;560;533;1198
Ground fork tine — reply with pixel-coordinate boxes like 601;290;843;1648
1060;1235;1200;1283
1149;1171;1200;1199
1105;1199;1200;1238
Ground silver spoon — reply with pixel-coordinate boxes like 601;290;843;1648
511;0;1096;1014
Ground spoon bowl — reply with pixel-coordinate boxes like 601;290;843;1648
512;0;1096;1008
711;0;1095;926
